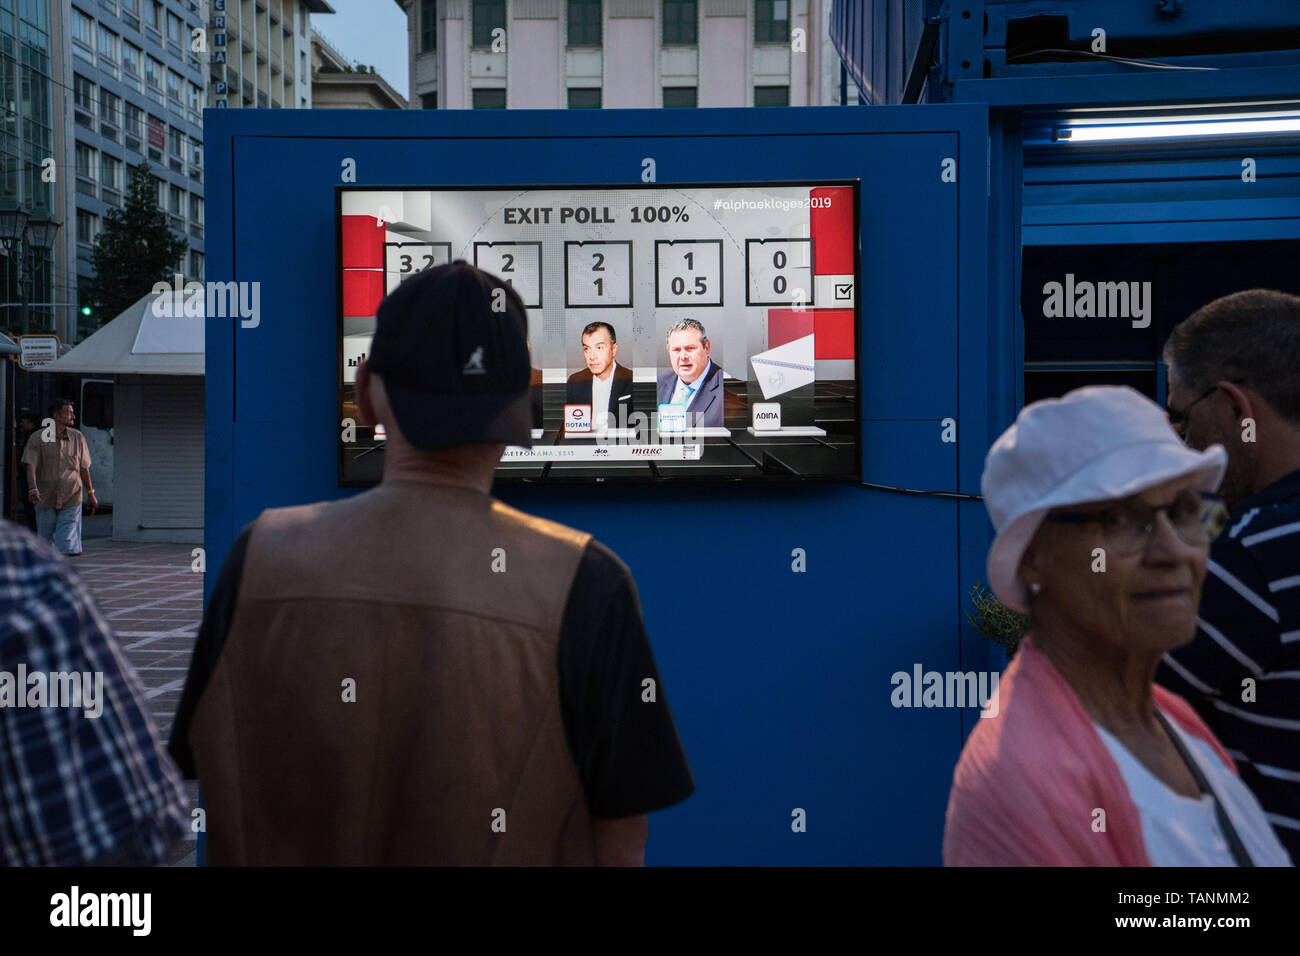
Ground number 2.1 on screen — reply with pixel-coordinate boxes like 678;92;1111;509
655;240;723;307
473;241;543;308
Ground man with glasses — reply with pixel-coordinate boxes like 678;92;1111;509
1157;288;1300;861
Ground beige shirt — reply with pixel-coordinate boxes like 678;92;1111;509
21;427;91;510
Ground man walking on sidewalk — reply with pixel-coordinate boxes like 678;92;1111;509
21;398;96;556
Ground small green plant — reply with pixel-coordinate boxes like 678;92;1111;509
966;582;1029;657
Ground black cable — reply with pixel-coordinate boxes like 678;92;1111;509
1016;48;1217;72
862;481;983;501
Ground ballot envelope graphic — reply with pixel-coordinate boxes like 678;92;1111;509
750;334;815;400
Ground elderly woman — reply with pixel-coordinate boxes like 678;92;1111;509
945;386;1291;866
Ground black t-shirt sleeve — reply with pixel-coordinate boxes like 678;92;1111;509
557;541;695;818
167;524;253;778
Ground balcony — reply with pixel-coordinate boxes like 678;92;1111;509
226;21;238;41
257;90;267;109
269;50;280;73
243;78;254;100
256;44;268;66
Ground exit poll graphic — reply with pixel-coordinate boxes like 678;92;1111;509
338;182;859;483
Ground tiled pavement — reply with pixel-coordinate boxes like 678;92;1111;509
77;533;203;867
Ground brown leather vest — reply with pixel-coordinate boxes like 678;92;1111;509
189;480;595;865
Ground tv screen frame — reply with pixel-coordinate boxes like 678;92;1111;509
335;179;862;487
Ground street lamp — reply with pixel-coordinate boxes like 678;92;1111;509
0;194;60;336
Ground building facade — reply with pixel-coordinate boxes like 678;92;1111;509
396;0;856;111
1;0;61;339
311;29;407;109
208;0;331;111
66;0;207;342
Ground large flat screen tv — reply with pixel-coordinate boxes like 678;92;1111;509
337;181;860;484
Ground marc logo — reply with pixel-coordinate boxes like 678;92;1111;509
463;346;486;375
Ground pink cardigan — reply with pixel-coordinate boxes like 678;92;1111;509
943;634;1236;866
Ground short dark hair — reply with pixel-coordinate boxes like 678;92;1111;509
48;397;73;416
1164;289;1300;424
581;321;616;344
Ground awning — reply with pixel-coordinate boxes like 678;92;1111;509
41;292;203;376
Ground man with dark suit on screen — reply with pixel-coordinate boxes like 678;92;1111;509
656;318;724;428
566;321;634;428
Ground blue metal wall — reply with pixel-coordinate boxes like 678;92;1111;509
203;105;1001;865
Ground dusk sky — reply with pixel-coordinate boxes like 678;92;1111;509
312;0;411;101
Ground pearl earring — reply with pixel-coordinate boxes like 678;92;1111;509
1029;581;1042;595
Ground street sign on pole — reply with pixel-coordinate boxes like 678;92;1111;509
18;334;58;370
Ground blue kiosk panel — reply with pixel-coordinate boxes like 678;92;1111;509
205;105;994;865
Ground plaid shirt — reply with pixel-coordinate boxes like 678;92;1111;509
0;520;187;865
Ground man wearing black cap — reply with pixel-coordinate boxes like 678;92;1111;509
169;261;694;865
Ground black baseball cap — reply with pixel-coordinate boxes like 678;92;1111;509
366;260;533;449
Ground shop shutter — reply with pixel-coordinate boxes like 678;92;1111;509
140;380;204;530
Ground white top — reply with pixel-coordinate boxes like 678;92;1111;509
1095;714;1292;867
591;369;614;427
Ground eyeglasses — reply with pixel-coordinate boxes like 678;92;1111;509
1044;489;1230;556
1166;378;1245;433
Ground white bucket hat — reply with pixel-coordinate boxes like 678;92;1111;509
982;385;1227;614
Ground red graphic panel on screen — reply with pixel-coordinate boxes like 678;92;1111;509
768;308;854;359
341;215;386;269
810;186;854;276
343;270;384;318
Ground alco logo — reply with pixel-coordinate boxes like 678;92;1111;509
752;402;782;431
564;404;593;433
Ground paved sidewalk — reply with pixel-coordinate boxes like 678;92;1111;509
77;537;203;867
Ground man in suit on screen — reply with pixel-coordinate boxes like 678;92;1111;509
566;321;635;428
655;318;725;428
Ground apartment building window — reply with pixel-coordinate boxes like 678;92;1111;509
76;143;98;196
190;250;203;280
190;138;202;169
472;88;506;109
471;0;505;48
76;209;97;245
190;194;203;226
567;87;601;109
755;1;789;43
568;0;601;47
421;92;437;109
152;175;165;206
663;0;697;45
73;9;95;61
99;89;121;131
420;0;437;52
121;0;140;24
168;70;183;106
663;86;697;108
169;183;184;216
166;12;183;51
97;26;119;69
101;154;121;204
124;102;143;147
122;42;142;87
754;85;789;106
145;56;163;103
147;1;162;35
188;82;203;118
74;75;96;114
